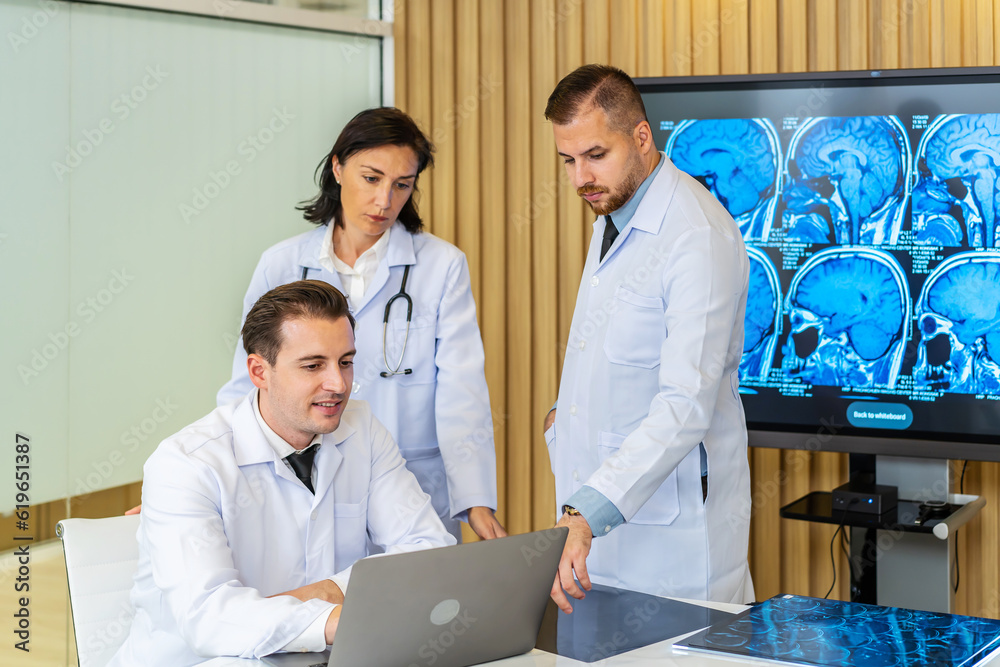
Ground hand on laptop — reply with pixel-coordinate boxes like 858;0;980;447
468;506;508;540
324;605;343;645
269;580;345;605
550;511;593;614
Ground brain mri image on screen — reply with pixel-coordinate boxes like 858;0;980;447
780;116;910;245
912;114;1000;248
741;248;782;383
914;252;1000;394
782;248;910;389
666;118;781;241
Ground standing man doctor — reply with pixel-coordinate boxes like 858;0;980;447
217;108;503;542
543;65;754;610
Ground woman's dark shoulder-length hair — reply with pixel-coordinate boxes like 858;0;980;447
297;107;435;233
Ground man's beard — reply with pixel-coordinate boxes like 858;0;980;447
578;149;646;216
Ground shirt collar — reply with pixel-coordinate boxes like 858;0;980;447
606;153;664;233
252;388;321;458
319;223;391;275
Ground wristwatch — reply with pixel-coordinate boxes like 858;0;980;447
562;505;582;517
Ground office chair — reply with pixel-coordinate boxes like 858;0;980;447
56;515;140;667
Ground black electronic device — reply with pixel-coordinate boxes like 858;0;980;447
635;67;1000;463
831;480;898;515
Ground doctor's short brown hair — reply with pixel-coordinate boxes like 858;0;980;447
545;64;648;137
242;280;356;366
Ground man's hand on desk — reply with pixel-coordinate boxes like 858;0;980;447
324;605;343;645
269;580;345;605
550;511;593;614
468;506;508;540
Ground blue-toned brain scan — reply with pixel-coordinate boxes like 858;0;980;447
783;248;910;389
741;248;781;382
914;252;1000;394
683;595;1000;667
913;114;1000;248
667;118;781;241
781;116;910;245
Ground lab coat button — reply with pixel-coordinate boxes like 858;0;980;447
579;340;586;350
310;510;318;521
572;470;580;481
569;405;577;415
591;276;599;287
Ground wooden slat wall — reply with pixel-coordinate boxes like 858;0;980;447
394;0;1000;615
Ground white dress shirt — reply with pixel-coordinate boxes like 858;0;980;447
251;390;328;652
318;222;391;309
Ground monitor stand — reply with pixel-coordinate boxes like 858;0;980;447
780;453;985;613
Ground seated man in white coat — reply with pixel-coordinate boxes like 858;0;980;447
110;280;454;666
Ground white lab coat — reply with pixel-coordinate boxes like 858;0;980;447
110;395;454;666
217;223;497;538
548;154;754;603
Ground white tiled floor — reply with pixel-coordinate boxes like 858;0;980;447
0;540;77;666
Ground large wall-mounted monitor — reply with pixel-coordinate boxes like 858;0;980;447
636;68;1000;462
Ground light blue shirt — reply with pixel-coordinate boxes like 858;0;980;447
605;153;664;233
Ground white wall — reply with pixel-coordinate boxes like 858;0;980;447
0;0;382;511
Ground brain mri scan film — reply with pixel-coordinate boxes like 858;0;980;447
666;118;782;241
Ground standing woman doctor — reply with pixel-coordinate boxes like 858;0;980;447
217;107;505;541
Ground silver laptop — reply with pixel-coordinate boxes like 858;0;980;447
263;527;568;667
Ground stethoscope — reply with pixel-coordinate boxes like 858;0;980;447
300;265;413;378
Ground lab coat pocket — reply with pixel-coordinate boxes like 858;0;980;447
390;315;437;385
597;431;680;526
603;287;665;369
334;501;367;564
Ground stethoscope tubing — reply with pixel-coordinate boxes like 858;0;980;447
299;264;413;378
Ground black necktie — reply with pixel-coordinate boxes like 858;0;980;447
600;215;618;261
285;445;317;493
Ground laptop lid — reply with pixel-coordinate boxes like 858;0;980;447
326;527;567;667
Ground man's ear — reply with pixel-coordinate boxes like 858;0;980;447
247;354;269;390
633;120;654;155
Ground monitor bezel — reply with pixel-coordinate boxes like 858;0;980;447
636;66;1000;463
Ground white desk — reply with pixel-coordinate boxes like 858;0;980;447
195;597;1000;667
195;599;748;667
